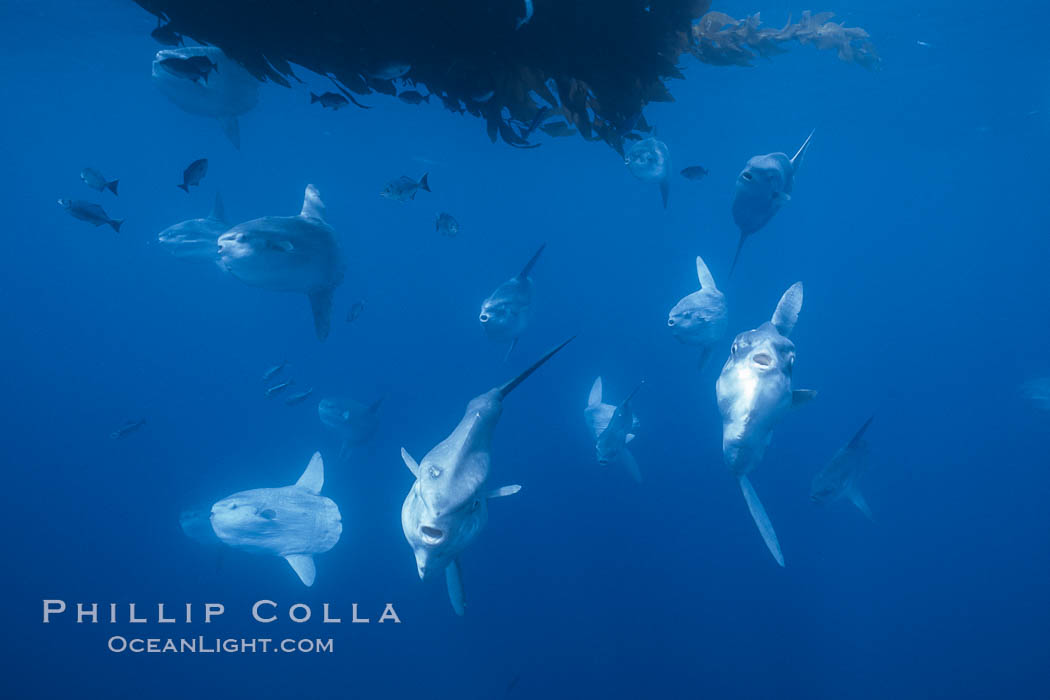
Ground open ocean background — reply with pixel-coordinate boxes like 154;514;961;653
1;0;1048;697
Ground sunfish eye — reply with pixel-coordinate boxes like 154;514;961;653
428;466;441;479
471;499;480;512
741;172;753;181
229;504;238;510
259;509;276;520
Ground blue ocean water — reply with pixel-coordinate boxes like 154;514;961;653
1;0;1048;697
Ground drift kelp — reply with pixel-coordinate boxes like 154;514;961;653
134;1;877;153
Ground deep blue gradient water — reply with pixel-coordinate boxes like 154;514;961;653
2;1;1049;698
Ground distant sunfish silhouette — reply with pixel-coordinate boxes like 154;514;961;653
158;192;229;263
151;46;259;149
209;452;341;586
479;244;545;360
715;282;816;566
730;130;814;275
217;185;344;341
584;377;643;482
624;136;671;208
318;396;383;459
400;337;573;614
811;416;875;519
667;254;728;369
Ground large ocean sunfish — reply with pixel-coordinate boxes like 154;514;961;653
479;244;545;360
667;254;728;369
715;282;816;566
730;130;814;274
811;416;875;520
584;377;643;483
400;338;574;614
217;184;344;341
151;46;259;149
209;452;342;586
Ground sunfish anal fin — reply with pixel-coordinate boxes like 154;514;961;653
446;559;466;616
847;486;873;520
220;115;240;150
739;475;785;567
309;287;335;342
285;554;316;586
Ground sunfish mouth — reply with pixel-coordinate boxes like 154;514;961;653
420;525;444;545
479;313;490;323
752;352;773;367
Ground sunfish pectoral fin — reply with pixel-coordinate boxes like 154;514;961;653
619;448;642;483
846;485;873;520
792;389;817;406
790;128;815;171
401;448;420;478
772;282;804;337
625;433;635;444
486;484;522;499
695;255;717;291
659;178;670;209
308;287;335;342
738;475;785;567
295;452;324;494
587;376;603;408
219;115;240;149
446;559;466;616
300;184;327;220
285;554;316;586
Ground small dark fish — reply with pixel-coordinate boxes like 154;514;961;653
158;55;217;84
311;92;349;110
80;168;118;195
284;388;315;406
178;158;208;193
680;165;709;180
435;212;459;237
346;300;365;323
262;361;287;382
264;380;294;398
398;90;429;105
381;173;430;201
110;419;146;440
150;21;183;47
58;199;122;232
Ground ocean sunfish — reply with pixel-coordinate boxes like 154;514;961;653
715;282;816;566
217;184;344;341
209;452;341;586
400;337;573;614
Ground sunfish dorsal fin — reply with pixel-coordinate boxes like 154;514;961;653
295;452;324;494
517;242;546;279
498;336;575;398
587;377;603;408
285;554;316;586
401;448;420;478
210;192;226;223
695;255;717;291
790;129;815;171
300;184;326;220
847;415;875;450
771;282;803;337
